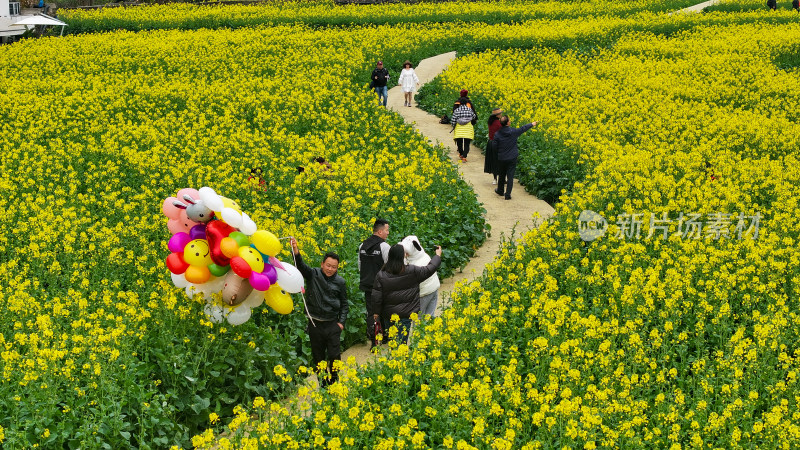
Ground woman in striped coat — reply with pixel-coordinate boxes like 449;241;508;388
451;89;477;162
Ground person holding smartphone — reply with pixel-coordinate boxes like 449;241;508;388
370;244;442;346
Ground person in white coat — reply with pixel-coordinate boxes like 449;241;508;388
400;235;441;318
398;60;420;107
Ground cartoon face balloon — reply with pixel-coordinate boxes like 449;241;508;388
167;210;201;235
184;239;212;266
222;272;253;306
238;247;265;273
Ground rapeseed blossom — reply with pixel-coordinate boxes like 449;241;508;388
206;13;800;450
4;0;800;447
0;17;488;448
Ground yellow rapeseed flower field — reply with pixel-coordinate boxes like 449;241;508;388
0;22;490;447
209;11;800;450
1;0;798;447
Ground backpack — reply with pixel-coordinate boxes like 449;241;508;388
439;114;450;124
452;105;475;126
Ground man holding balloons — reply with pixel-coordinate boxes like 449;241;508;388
290;237;349;388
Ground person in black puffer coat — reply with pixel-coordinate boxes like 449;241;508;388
370;244;442;345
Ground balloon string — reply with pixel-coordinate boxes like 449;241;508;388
282;235;316;328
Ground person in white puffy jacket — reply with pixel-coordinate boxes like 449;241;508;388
398;60;420;107
400;235;441;318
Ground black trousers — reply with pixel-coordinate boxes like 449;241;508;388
364;290;386;348
455;138;472;158
308;320;341;387
497;159;517;199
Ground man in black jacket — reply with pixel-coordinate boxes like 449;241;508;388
291;238;348;387
494;115;538;201
358;218;391;349
371;61;390;107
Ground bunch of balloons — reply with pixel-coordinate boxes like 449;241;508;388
163;187;305;326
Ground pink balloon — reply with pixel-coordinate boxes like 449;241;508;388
180;211;200;229
163;189;201;220
250;271;272;291
269;256;286;271
167;219;184;234
262;263;278;284
163;197;182;220
168;232;192;253
176;188;200;204
167;210;200;235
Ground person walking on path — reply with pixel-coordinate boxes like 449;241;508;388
484;107;504;185
453;89;474;111
370;244;442;345
494;115;538;200
451;89;477;163
358;219;391;349
398;60;420;107
399;235;440;318
290;238;348;388
371;61;390;107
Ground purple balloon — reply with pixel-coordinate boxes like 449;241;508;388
168;232;192;253
262;263;278;284
189;224;207;240
250;271;271;291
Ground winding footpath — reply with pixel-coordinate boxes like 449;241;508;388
340;51;554;365
314;0;723;378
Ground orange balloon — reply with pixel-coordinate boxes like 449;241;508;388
185;265;211;284
220;237;240;259
264;285;293;315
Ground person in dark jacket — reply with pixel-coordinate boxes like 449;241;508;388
359;219;391;349
452;89;475;117
494;115;538;201
291;237;349;387
370;244;442;345
371;60;390;107
485;107;504;185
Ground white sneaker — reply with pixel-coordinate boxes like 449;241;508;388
492;179;497;185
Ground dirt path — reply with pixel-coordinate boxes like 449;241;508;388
340;51;555;365
671;0;719;14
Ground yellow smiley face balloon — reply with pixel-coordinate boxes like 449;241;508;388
238;246;265;273
184;239;212;266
